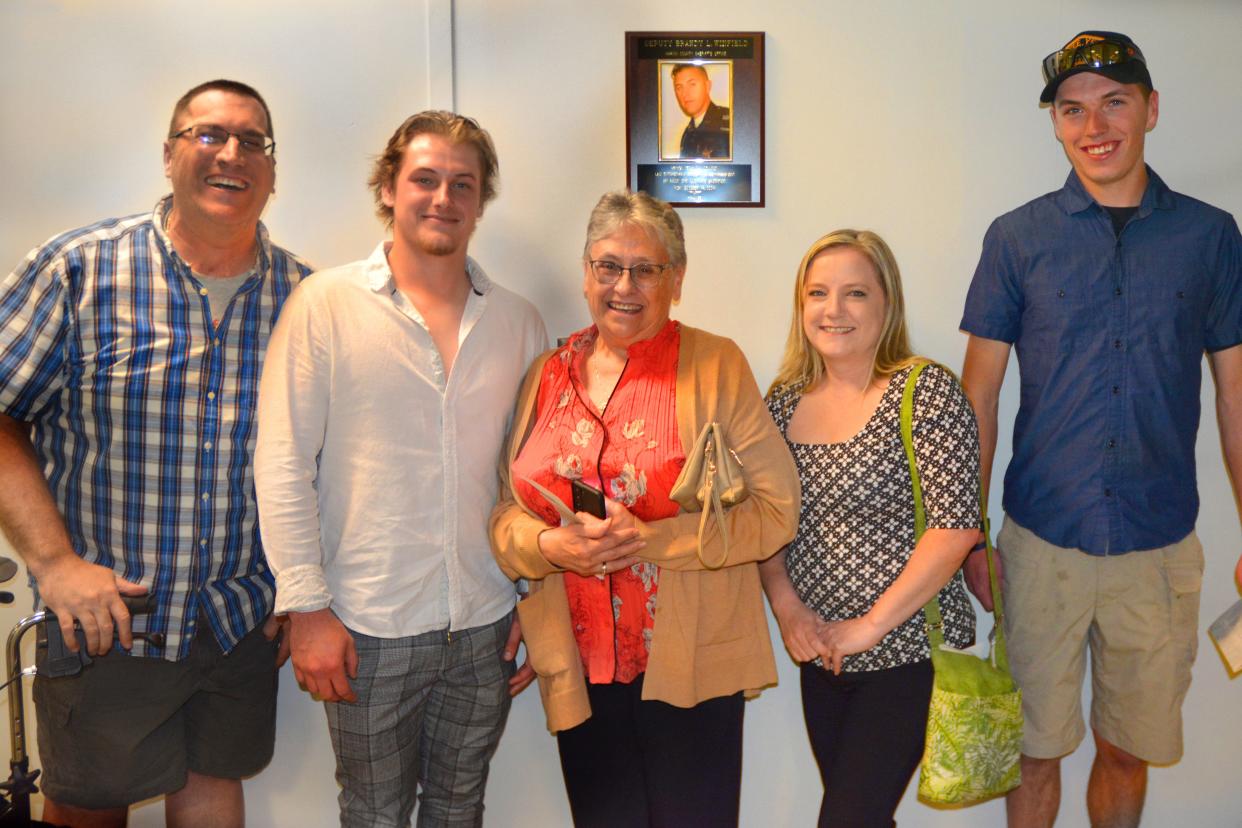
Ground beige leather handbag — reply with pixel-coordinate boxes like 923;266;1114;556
669;422;748;569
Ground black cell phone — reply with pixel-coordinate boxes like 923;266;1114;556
571;479;607;519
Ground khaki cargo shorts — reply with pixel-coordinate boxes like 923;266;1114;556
998;517;1202;764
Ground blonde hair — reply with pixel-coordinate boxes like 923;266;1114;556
769;229;924;395
368;111;499;227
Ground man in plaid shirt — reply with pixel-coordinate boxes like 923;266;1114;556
0;79;311;826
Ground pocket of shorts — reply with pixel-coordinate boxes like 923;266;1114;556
1162;537;1204;593
1162;538;1204;639
1163;559;1203;594
33;677;78;729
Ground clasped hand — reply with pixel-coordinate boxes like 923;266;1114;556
775;602;885;675
537;499;646;577
817;616;886;675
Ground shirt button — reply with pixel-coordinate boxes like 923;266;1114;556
1104;488;1113;497
1057;289;1066;298
1107;439;1116;448
201;492;210;501
1112;386;1120;395
199;538;207;546
199;287;208;296
1113;339;1122;350
214;338;222;347
204;441;213;451
207;391;216;400
1114;288;1122;296
1176;290;1185;299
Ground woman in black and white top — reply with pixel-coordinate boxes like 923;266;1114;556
759;229;979;827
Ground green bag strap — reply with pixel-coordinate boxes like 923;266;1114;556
899;363;945;649
899;362;1009;667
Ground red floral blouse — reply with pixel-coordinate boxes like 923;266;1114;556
511;320;684;684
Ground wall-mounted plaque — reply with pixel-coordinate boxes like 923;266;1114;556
625;31;765;208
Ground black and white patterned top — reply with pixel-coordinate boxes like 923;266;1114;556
766;363;979;672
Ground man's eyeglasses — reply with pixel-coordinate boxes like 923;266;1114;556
588;260;672;288
1041;38;1144;86
170;124;276;157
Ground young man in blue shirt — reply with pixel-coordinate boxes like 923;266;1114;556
960;31;1242;828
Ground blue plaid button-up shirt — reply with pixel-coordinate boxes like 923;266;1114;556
0;196;312;659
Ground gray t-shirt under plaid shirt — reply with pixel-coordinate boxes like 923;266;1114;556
766;363;979;672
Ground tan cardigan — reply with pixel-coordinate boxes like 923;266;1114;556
489;325;800;733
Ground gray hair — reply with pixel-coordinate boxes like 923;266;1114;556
582;190;687;268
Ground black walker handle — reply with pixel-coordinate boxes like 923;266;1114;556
37;592;161;678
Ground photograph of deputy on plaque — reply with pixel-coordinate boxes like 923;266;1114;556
660;61;732;161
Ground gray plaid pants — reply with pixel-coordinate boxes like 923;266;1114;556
325;612;516;827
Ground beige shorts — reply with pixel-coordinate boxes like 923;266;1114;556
998;517;1203;764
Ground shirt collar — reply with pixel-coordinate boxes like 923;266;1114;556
1055;165;1176;217
627;318;680;359
152;194;274;277
569;318;680;361
364;240;493;297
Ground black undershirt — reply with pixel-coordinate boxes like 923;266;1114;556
1105;205;1139;237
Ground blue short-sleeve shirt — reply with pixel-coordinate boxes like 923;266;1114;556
960;168;1242;555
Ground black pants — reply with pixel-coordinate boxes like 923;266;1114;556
556;674;744;828
801;659;933;828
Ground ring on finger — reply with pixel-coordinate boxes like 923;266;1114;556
601;561;608;575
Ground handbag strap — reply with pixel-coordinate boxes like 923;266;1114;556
899;363;1008;664
696;429;730;570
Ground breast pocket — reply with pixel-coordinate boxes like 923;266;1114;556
1131;280;1208;354
1020;281;1103;354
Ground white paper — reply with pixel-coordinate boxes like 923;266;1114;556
1207;599;1242;675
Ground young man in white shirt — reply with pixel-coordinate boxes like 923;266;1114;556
255;111;547;826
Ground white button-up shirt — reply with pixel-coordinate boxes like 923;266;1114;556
254;242;547;637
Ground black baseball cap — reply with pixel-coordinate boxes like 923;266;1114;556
1040;31;1153;104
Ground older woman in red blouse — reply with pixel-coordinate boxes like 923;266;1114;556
491;190;799;827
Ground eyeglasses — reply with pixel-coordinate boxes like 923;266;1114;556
170;124;276;157
1041;38;1144;86
588;260;672;288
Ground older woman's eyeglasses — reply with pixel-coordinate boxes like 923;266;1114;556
170;124;276;157
589;260;671;288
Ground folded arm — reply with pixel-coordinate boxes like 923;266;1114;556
633;347;800;572
820;527;977;674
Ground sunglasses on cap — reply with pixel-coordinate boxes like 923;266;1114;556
1041;36;1145;86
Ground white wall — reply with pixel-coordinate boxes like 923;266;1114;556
2;1;1240;825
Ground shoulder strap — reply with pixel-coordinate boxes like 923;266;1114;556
900;363;945;649
899;363;928;537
